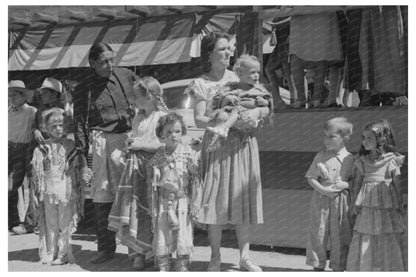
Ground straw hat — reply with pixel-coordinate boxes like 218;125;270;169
8;80;34;101
38;77;63;94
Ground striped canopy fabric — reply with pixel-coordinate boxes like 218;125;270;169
9;6;277;71
9;14;196;71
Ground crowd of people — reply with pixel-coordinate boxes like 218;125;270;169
8;29;406;271
265;6;407;109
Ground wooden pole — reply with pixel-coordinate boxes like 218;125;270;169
252;6;263;71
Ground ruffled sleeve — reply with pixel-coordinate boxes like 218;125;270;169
388;153;405;178
187;78;207;103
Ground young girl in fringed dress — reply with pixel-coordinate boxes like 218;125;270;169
347;119;406;271
31;108;86;265
148;113;199;271
108;77;169;269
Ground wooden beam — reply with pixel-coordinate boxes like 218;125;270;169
252;6;263;69
9;16;30;26
32;12;59;23
92;7;117;19
166;6;184;14
66;9;88;21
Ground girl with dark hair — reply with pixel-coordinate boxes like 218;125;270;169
147;112;199;271
347;119;406;271
188;31;270;271
73;42;137;264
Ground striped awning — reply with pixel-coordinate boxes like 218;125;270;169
8;6;278;71
9;14;196;71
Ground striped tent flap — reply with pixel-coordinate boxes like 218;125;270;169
8;14;195;71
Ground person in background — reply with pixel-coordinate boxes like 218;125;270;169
265;17;294;109
8;80;37;234
32;77;64;146
73;42;137;264
274;6;345;108
305;117;354;271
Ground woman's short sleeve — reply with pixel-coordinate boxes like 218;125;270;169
187;78;207;103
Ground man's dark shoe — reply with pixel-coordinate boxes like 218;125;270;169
89;251;115;264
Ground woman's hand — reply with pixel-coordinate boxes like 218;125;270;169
33;129;45;145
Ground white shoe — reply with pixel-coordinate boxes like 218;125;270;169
239;259;262;272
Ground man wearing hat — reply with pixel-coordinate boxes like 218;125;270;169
32;77;64;145
8;80;37;233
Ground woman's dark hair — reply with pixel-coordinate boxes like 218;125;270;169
88;42;113;62
201;31;231;73
155;112;187;138
359;119;396;157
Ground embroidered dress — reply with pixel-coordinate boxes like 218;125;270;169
31;138;83;263
347;153;406;271
188;72;264;226
108;110;166;259
148;144;199;256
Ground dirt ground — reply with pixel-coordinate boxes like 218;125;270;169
8;225;318;272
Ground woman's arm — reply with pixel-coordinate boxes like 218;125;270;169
194;100;214;128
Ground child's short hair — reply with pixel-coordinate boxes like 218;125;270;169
324;117;353;137
232;54;260;76
155;112;187;138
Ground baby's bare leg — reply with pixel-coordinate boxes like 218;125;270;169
222;109;239;129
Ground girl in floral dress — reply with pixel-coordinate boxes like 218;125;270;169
347;119;406;271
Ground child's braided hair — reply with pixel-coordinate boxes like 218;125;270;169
133;76;169;113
